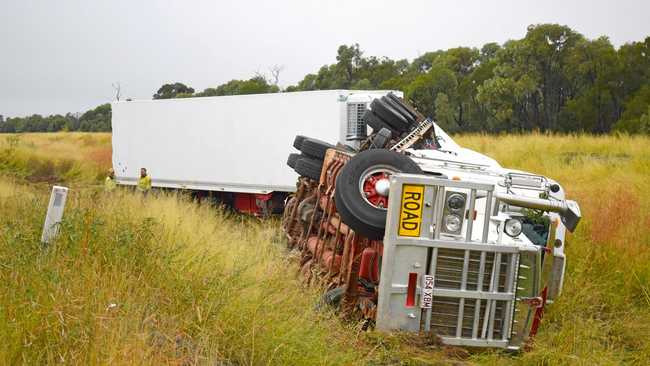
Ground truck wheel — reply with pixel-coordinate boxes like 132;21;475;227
370;128;392;149
301;138;334;160
370;99;410;132
335;150;423;240
382;96;416;126
387;92;418;121
293;135;307;150
363;110;399;138
287;153;300;169
295;157;323;181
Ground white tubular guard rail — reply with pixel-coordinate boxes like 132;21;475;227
377;174;543;350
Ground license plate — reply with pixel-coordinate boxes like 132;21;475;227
421;275;434;309
398;184;424;237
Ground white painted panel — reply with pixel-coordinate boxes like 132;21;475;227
111;90;399;193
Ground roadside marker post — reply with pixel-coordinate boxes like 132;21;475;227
41;186;69;244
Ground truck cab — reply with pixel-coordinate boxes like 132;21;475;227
282;93;580;350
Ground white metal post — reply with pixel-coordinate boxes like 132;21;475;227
41;186;68;244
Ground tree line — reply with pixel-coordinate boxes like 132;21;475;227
152;24;650;134
0;104;111;133
2;24;649;134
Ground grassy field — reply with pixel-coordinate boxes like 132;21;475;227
0;133;112;186
0;132;649;365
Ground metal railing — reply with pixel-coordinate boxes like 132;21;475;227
390;119;433;152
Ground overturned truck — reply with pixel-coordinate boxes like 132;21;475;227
282;93;581;350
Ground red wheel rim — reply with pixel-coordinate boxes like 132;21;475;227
362;171;391;208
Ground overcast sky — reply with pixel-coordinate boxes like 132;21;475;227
1;0;648;118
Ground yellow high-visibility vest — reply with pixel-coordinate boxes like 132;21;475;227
105;176;117;191
137;175;152;192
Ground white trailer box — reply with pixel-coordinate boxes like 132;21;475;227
111;90;401;194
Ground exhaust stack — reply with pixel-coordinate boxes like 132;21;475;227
495;192;581;232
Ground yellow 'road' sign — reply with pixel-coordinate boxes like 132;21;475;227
398;184;424;237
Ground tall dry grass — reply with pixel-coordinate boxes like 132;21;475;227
454;133;650;365
0;132;648;365
0;186;374;365
0;133;112;186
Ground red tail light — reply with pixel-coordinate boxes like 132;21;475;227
406;272;417;307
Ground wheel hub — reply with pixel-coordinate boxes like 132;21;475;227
375;178;390;197
362;171;392;209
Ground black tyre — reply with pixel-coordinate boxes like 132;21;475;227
363;110;400;138
301;138;334;160
381;96;416;126
370;128;392;149
322;286;346;307
387;92;418;121
335;150;423;240
287;153;300;169
370;99;410;132
295;157;323;181
293;135;308;150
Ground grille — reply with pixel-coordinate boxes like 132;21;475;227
377;177;535;349
346;103;367;140
434;249;509;292
428;248;516;340
429;298;508;339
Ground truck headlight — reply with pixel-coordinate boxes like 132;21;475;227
444;214;462;233
504;218;523;237
447;193;465;212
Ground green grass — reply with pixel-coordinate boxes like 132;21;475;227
0;187;373;365
0;132;649;365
